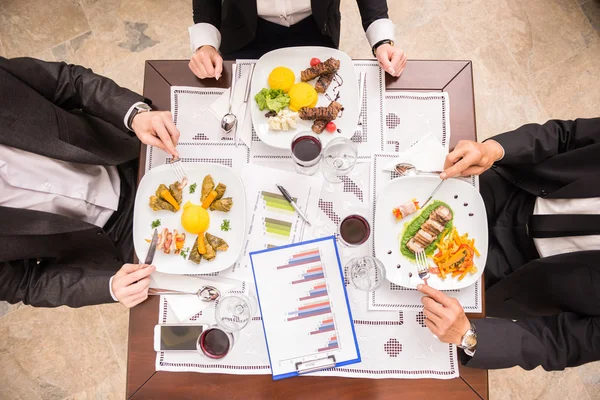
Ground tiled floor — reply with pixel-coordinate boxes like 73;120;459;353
0;0;598;399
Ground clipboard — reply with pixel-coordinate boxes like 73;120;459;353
250;236;361;380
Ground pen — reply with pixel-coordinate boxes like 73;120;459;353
276;184;312;226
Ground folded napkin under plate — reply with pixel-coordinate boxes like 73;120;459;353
382;134;447;173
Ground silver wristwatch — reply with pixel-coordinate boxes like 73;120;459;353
127;102;152;130
458;321;477;357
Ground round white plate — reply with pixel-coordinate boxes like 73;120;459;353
374;176;488;290
250;46;359;150
133;163;246;274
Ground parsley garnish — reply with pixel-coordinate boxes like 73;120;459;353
220;219;231;231
189;183;197;194
180;247;190;259
151;219;161;229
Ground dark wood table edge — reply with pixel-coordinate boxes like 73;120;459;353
128;59;488;400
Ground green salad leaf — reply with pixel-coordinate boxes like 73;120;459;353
254;88;290;112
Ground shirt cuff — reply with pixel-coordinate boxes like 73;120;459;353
108;275;119;302
365;18;396;48
123;102;147;131
189;23;222;54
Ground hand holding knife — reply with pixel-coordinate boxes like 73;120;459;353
276;184;311;226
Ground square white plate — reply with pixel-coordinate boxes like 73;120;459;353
133;163;246;274
374;176;488;290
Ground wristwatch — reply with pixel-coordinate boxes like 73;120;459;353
458;321;477;357
372;39;394;57
127;102;152;131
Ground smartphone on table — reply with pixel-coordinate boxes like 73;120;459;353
153;324;206;352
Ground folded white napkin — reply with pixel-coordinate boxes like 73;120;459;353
150;272;237;322
383;134;447;173
209;66;253;147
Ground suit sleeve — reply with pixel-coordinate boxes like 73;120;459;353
461;314;600;370
0;258;115;308
192;0;222;28
0;57;145;130
492;118;600;166
355;0;389;31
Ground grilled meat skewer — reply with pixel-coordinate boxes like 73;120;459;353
300;58;340;82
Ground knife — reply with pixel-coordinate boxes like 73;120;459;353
421;180;446;209
235;63;255;147
144;229;159;265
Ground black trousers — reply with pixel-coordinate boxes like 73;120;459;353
222;17;336;60
480;168;540;294
103;159;138;264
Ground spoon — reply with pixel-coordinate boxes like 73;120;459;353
221;64;238;135
394;162;443;177
148;285;221;302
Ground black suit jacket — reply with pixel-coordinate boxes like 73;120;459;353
0;57;145;307
192;0;389;54
463;118;600;370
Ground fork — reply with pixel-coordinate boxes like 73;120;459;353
170;156;188;188
415;250;430;285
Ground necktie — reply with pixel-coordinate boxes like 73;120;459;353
528;214;600;238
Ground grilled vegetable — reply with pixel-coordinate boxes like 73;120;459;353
200;175;215;202
210;197;233;212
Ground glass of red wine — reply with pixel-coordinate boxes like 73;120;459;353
197;326;235;359
291;131;323;175
338;214;371;247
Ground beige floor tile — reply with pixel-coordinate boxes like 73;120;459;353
63;369;126;400
0;305;121;400
490;366;591;400
576;361;600;399
484;0;599;76
581;0;600;31
36;49;56;62
465;40;548;141
339;0;373;59
440;0;502;53
0;39;5;58
0;0;90;58
96;303;129;372
531;43;600;119
397;16;462;59
0;301;24;319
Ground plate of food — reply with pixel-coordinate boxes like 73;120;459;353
133;163;246;274
250;46;359;150
374;176;488;290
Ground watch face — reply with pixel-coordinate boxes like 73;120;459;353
465;334;477;347
137;103;152;112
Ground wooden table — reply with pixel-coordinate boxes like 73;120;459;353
128;60;487;399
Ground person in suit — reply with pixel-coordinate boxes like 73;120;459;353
188;0;406;79
415;118;600;371
0;57;181;308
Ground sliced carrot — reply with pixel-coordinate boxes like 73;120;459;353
160;189;180;211
201;190;218;209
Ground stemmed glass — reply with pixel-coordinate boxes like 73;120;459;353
214;293;258;332
347;256;386;291
322;137;358;182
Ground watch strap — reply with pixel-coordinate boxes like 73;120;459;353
127;103;151;131
372;39;394;57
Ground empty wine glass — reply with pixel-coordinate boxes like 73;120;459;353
347;256;386;291
322;137;358;182
215;293;258;332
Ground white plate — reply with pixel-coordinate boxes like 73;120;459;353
133;163;246;274
374;176;488;290
250;46;359;150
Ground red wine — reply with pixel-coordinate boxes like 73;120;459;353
339;215;371;245
199;328;231;359
292;136;322;162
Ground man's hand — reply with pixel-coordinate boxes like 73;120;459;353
440;140;504;179
111;264;156;308
189;45;223;80
375;44;407;77
417;284;471;345
132;111;180;158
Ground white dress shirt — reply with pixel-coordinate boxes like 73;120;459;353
188;0;396;53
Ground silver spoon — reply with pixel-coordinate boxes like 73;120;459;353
394;162;443;177
221;64;238;135
148;285;221;302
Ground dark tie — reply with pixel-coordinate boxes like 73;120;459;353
529;214;600;238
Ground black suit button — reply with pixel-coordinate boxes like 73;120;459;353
540;189;548;197
491;165;497;169
514;180;522;185
97;231;103;236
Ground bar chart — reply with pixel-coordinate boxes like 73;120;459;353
318;336;339;352
261;191;296;215
263;217;292;239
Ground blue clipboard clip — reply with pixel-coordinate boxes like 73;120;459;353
295;356;336;375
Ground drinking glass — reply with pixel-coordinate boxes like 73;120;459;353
197;326;235;359
215;293;258;332
322;137;358;182
338;214;371;247
347;256;386;291
291;131;323;175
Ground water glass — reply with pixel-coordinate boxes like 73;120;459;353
322;137;358;182
215;293;258;332
347;256;386;291
291;131;323;175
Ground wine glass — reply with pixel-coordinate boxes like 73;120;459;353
291;131;323;175
215;293;258;332
322;137;358;182
347;256;386;291
338;214;371;247
197;326;235;359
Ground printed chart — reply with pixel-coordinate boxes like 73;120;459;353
250;237;360;378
